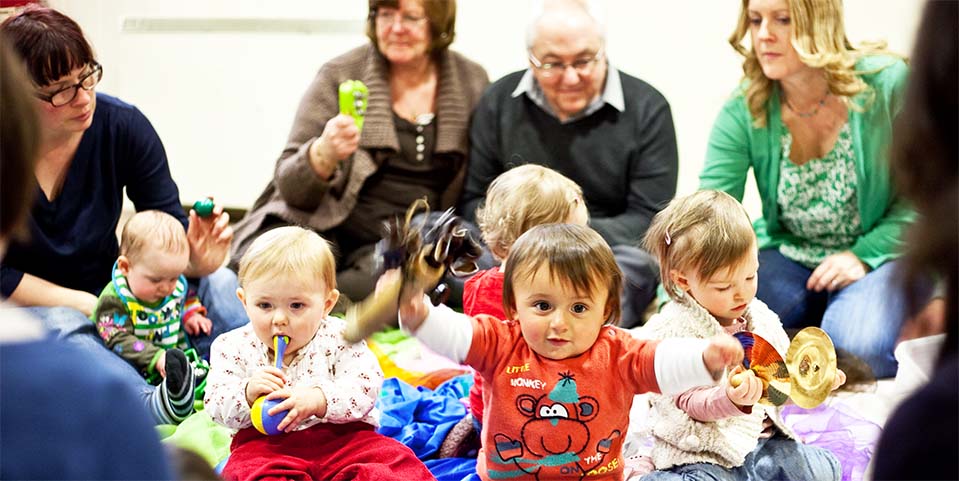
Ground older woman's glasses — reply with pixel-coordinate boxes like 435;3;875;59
374;9;427;29
35;62;103;107
528;51;604;78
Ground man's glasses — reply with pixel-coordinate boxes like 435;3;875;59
528;51;603;78
35;62;103;107
374;9;428;30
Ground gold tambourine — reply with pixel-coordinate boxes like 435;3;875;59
342;199;482;344
785;327;838;409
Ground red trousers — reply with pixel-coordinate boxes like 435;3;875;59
223;422;435;481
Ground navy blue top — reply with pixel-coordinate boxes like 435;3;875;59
0;337;174;480
1;93;187;297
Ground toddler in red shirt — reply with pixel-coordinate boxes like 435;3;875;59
465;164;588;430
396;224;744;481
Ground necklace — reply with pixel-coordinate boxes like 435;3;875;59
784;89;830;118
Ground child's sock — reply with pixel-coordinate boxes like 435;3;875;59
154;349;195;424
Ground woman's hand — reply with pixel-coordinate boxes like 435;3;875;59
186;200;233;278
310;114;360;179
267;386;329;432
807;251;868;292
70;289;99;317
726;365;763;407
245;367;287;406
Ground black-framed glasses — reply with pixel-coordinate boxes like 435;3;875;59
373;8;427;29
35;62;103;107
528;51;604;78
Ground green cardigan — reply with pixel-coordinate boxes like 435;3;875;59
700;55;913;269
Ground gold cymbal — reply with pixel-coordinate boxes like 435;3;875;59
785;327;837;408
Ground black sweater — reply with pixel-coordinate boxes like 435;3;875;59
461;69;678;246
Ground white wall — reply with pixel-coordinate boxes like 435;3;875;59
48;0;924;217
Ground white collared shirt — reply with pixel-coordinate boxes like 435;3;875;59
510;62;625;124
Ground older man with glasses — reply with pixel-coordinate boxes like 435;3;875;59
461;0;678;329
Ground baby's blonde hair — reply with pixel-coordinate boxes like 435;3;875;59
643;190;756;301
237;226;336;290
476;164;585;260
729;0;900;127
120;210;188;263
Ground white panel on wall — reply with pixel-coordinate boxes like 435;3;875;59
47;0;923;220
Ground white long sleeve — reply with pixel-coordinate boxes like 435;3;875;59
654;338;717;395
399;298;473;363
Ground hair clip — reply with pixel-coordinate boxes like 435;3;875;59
664;230;672;246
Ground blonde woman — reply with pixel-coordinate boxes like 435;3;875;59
700;0;913;378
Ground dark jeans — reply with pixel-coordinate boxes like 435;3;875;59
641;436;840;481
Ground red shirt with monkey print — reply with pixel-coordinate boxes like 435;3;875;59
465;315;661;481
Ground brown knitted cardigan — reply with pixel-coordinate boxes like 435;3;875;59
231;43;489;259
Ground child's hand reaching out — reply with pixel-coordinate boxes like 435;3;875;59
726;366;763;407
380;269;429;331
266;386;329;433
702;334;745;377
155;351;167;378
245;367;287;406
183;313;213;336
832;369;847;391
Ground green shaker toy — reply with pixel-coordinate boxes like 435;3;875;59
339;80;368;132
192;197;215;218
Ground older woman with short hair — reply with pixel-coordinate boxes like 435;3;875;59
231;0;488;305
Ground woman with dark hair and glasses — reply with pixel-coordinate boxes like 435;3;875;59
0;6;249;423
0;37;173;481
229;0;489;307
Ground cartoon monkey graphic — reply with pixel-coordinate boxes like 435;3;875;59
492;372;621;479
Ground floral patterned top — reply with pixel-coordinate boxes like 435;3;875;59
777;122;862;268
204;319;383;432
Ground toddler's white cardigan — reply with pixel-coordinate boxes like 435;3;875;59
642;297;798;469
